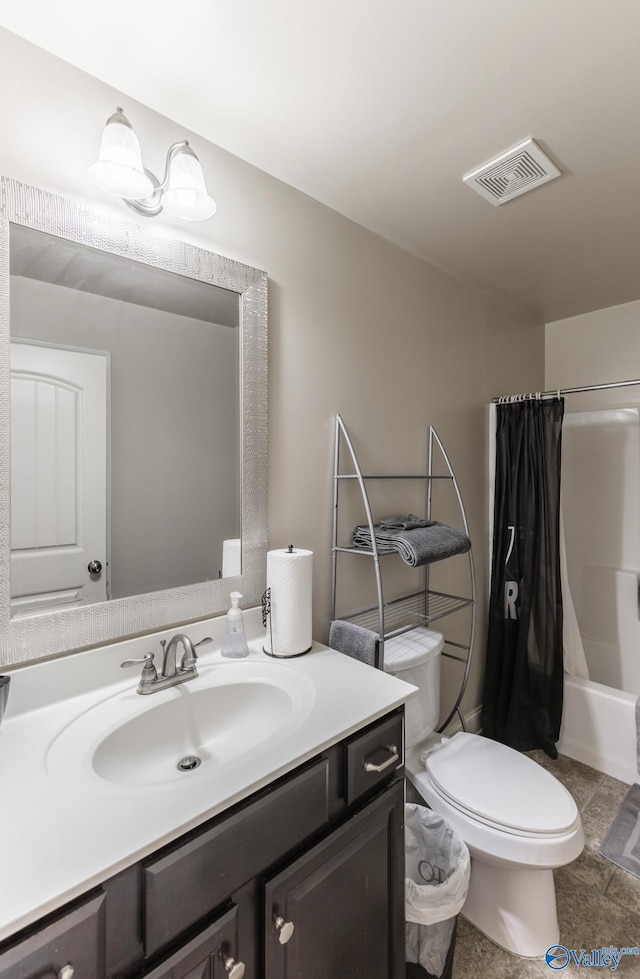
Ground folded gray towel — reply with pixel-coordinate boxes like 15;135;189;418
379;514;433;531
352;527;397;553
329;620;379;668
352;520;471;567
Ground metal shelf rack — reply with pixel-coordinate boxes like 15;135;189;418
330;414;476;732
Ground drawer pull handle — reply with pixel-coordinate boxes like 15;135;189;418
363;743;399;773
274;914;295;944
58;967;75;979
223;955;246;979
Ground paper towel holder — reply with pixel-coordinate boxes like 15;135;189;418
262;544;313;658
261;577;313;660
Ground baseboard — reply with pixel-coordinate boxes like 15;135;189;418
443;704;482;736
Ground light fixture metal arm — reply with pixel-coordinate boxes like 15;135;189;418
156;141;191;192
123;140;192;217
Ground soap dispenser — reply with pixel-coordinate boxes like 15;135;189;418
221;591;250;658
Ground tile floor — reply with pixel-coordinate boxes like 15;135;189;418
451;753;640;978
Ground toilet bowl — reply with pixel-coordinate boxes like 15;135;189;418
406;734;584;957
384;628;585;959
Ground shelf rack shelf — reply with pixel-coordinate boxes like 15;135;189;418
330;414;476;733
343;589;474;637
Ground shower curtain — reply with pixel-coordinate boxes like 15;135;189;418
482;397;565;758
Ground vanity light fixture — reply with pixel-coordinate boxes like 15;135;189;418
89;107;216;221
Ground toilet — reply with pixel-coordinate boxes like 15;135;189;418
384;627;584;959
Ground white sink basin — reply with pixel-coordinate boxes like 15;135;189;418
45;661;315;788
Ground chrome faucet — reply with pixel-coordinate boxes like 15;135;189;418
121;634;213;694
161;633;200;677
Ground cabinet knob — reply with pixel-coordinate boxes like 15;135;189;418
222;955;245;979
274;914;295;944
58;967;75;979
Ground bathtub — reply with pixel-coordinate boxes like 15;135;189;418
558;675;636;785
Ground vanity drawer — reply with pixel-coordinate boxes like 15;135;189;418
143;757;329;956
0;892;105;979
140;905;239;979
344;710;404;805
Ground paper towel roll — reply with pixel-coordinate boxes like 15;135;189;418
264;546;313;656
222;538;241;578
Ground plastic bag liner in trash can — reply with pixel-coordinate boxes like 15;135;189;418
405;803;470;979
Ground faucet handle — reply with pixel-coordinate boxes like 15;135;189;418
121;652;157;681
121;651;155;667
181;637;212;670
194;637;213;649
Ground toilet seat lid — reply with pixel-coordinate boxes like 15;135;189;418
426;733;578;835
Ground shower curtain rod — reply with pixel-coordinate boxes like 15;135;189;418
492;377;640;403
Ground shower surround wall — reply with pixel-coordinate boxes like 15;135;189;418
547;299;640;784
562;407;640;696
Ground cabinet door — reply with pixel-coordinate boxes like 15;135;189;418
140;905;242;979
264;780;404;979
0;893;105;979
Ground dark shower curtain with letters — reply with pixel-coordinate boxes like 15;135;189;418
482;397;564;758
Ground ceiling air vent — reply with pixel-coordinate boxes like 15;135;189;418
463;138;561;206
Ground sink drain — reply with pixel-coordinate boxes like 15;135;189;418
177;755;201;772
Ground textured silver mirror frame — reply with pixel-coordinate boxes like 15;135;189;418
0;177;268;666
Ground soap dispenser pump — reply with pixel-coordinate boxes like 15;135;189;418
221;591;250;658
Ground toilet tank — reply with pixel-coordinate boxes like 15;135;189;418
383;627;444;746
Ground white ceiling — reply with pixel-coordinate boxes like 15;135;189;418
1;0;639;322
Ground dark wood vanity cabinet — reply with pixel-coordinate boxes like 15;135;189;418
0;709;405;979
264;781;404;979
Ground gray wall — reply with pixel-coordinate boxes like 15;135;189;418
11;275;239;598
0;28;545;720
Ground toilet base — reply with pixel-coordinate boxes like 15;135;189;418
462;859;559;958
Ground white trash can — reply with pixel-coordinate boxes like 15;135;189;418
405;803;471;979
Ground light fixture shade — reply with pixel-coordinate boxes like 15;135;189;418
89;108;154;201
162;144;217;221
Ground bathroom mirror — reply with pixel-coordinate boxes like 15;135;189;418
0;177;268;666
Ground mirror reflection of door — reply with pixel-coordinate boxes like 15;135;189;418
10;340;108;617
9;224;241;611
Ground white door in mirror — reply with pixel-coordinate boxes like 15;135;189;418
10;341;108;616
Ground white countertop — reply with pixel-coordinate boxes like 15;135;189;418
0;609;416;943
